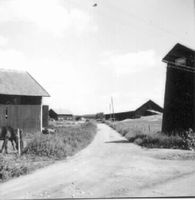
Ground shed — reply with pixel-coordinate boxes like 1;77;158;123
0;69;50;132
162;43;195;133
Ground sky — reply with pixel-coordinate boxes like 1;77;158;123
0;0;194;115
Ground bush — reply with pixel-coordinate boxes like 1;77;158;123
134;138;143;145
139;133;187;149
127;132;195;150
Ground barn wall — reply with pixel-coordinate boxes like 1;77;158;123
162;65;195;133
42;105;49;127
0;104;41;132
0;95;41;105
104;111;135;121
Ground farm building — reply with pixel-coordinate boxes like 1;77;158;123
49;109;73;121
104;100;163;121
104;111;135;121
49;109;58;121
162;43;195;133
134;100;163;118
0;69;50;132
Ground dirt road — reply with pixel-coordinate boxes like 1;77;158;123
0;124;195;199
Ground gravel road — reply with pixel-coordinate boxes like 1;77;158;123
0;123;195;199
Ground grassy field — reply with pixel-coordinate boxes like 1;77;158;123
0;121;97;182
109;115;162;137
105;115;195;150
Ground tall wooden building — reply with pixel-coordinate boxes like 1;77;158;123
162;43;195;133
0;69;50;132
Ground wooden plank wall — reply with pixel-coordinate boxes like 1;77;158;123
42;105;49;128
0;104;41;132
0;106;7;126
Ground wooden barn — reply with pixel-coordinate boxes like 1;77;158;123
162;43;195;133
134;100;163;118
0;69;50;132
104;100;163;121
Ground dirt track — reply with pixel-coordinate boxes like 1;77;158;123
0;124;195;199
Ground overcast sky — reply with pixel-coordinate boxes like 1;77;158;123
0;0;194;114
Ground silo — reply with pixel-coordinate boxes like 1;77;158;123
162;43;195;134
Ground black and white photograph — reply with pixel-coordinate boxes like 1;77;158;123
0;0;194;199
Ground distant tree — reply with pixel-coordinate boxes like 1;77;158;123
96;112;104;120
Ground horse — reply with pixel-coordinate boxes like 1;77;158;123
0;126;23;154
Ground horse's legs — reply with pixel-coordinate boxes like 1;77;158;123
4;138;9;154
0;140;5;153
11;139;15;150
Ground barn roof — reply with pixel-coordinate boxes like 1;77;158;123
0;69;50;96
162;43;195;68
135;100;163;113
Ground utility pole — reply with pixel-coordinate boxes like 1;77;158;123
109;103;112;121
111;96;115;122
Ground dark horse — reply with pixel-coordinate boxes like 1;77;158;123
0;126;23;154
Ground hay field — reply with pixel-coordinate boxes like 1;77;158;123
107;114;162;138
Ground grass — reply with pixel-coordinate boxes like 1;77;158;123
0;121;97;182
23;121;97;158
0;154;51;181
105;115;195;150
133;132;188;149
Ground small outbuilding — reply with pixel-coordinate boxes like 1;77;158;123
0;69;50;132
162;43;195;133
49;109;73;121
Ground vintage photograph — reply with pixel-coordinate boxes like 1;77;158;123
0;0;194;198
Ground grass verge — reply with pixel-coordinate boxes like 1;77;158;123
105;118;195;150
0;121;97;182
